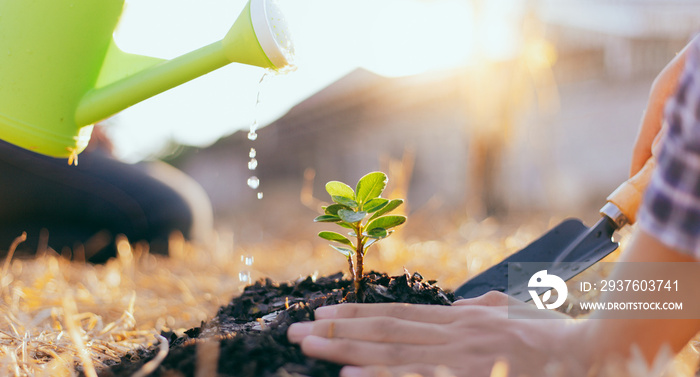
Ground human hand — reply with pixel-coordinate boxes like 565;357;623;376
287;292;588;377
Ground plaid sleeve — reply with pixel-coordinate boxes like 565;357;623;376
638;37;700;258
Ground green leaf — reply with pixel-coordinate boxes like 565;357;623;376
369;199;404;221
338;222;354;229
332;196;359;209
326;181;355;200
330;244;355;257
355;172;387;205
364;198;388;213
367;215;406;231
314;214;341;223
366;227;388;239
324;203;350;215
318;231;353;246
338;209;367;223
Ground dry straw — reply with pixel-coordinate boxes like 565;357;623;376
0;231;244;376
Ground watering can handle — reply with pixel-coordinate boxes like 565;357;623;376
603;156;656;226
77;0;289;127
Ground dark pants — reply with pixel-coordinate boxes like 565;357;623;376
0;140;212;263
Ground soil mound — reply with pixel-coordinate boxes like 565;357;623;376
99;271;454;377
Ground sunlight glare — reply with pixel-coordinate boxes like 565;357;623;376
357;0;475;77
108;0;525;160
473;0;524;61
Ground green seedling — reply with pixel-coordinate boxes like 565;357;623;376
314;171;406;293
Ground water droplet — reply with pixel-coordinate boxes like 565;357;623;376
248;158;258;170
257;192;264;200
239;271;251;283
250;120;258;132
243;256;254;266
249;148;256;158
247;131;258;140
247;176;260;189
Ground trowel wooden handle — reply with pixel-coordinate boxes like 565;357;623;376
605;157;656;225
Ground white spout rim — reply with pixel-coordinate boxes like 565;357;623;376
250;0;292;69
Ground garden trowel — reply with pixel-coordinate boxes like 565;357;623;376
454;157;656;301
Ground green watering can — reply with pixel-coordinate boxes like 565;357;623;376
0;0;293;161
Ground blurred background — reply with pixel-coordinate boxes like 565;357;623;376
106;0;700;279
7;3;700;375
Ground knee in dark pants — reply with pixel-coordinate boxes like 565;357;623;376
0;140;213;263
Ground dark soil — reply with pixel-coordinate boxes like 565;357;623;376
97;271;454;377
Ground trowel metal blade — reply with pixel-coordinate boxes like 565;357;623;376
454;217;619;301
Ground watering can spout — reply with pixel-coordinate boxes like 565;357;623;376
0;0;294;159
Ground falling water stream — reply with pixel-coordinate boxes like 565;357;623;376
239;74;266;283
239;254;254;283
245;73;270;201
238;72;274;283
237;47;297;283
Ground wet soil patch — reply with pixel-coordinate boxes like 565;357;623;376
98;271;454;377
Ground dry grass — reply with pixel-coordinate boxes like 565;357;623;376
0;232;244;376
1;215;699;376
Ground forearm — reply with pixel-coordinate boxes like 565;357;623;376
583;230;700;364
631;35;695;176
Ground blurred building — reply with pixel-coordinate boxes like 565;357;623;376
541;0;699;79
166;0;700;233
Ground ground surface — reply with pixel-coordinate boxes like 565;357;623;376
2;217;699;376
